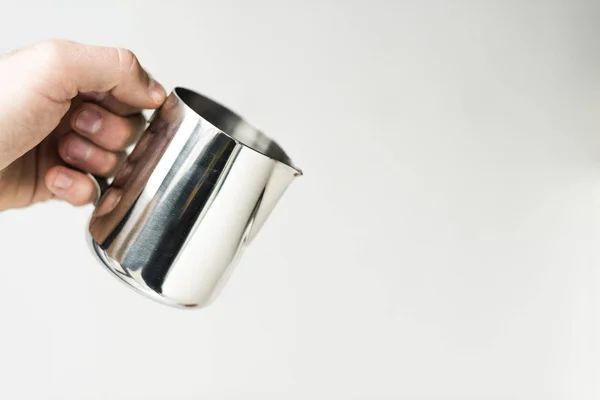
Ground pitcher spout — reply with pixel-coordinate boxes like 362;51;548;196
246;159;302;244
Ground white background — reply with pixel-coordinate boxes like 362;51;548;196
0;0;599;399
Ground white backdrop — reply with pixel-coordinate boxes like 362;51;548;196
0;1;599;399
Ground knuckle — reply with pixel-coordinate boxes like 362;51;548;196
112;116;142;151
57;134;71;158
102;155;120;176
104;124;129;151
119;134;132;150
29;39;78;99
109;134;128;152
115;47;139;74
33;39;69;69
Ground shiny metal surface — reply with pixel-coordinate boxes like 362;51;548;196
87;87;302;309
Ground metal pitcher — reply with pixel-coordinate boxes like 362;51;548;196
86;87;302;309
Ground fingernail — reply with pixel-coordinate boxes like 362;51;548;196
52;171;73;190
67;139;93;161
75;109;102;134
148;78;166;104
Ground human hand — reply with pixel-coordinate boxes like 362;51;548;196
0;39;167;211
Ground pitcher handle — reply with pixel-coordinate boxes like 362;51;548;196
86;173;109;205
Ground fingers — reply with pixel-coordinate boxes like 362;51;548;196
79;91;141;117
58;132;126;177
0;40;166;173
47;98;144;207
28;39;167;108
45;166;98;206
70;102;146;151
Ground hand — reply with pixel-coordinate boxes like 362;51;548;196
0;39;167;211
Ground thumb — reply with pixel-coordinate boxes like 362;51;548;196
0;40;167;170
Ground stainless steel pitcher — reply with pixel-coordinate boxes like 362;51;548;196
86;87;302;309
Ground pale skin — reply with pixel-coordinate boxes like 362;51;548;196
0;39;167;211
